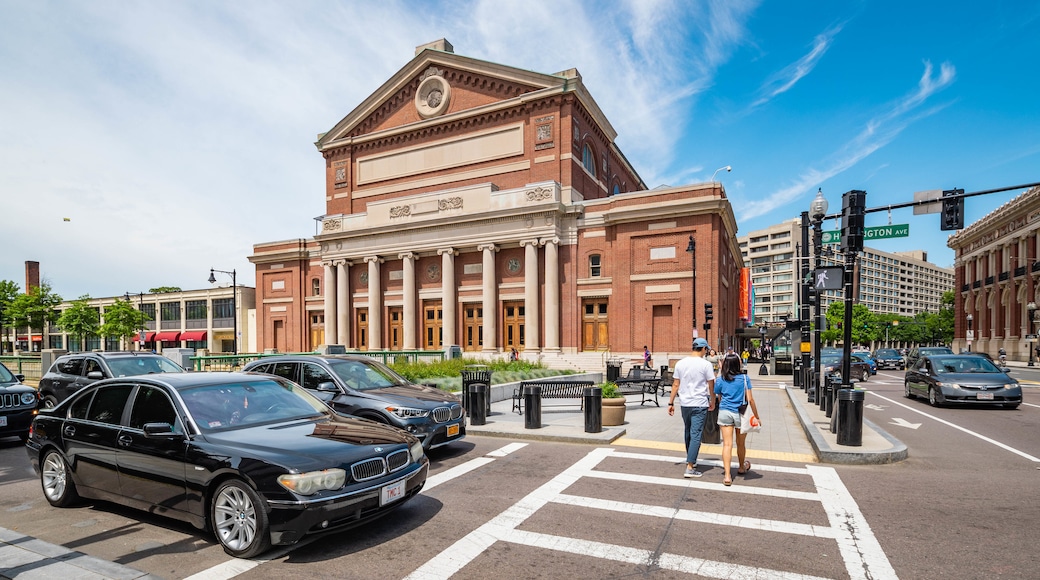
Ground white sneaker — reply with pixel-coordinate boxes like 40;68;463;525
684;467;703;478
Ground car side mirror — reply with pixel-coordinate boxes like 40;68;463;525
316;381;339;393
15;374;25;382
143;423;182;438
87;371;104;380
1001;367;1011;373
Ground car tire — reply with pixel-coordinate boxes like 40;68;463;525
211;479;271;559
904;382;914;399
928;387;941;407
859;369;868;382
40;449;79;508
41;394;59;410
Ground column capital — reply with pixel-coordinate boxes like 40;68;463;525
519;239;541;248
321;260;334;268
398;252;417;261
540;236;560;246
477;243;498;253
332;259;351;267
364;256;384;264
437;247;458;256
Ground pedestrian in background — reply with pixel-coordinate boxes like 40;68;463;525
713;353;761;485
706;348;720;374
643;345;652;369
668;337;716;478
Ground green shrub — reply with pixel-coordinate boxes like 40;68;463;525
388;356;573;392
600;381;620;399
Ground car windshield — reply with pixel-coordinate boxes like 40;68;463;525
875;350;899;358
181;378;328;432
0;363;15;383
107;356;185;377
921;348;953;356
329;359;408;391
930;356;1002;374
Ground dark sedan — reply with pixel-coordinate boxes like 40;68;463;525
872;349;905;370
1;362;39;441
243;355;465;450
821;354;871;382
904;354;1021;408
26;372;428;558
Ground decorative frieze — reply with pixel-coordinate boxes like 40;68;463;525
526;187;554;202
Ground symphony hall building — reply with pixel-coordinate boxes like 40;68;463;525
249;40;741;361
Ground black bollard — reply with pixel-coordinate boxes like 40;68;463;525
468;383;487;426
523;385;542;429
583;386;602;433
837;389;865;446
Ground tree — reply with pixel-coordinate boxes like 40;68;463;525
7;282;63;348
149;286;182;293
99;298;151;350
56;296;100;352
0;280;20;353
822;302;874;345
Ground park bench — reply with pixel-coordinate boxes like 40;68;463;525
512;379;596;414
613;367;667;407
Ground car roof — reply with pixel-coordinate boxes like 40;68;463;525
92;371;274;391
245;354;377;364
59;351;166;359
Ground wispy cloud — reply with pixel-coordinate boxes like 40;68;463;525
738;60;957;220
748;23;844;110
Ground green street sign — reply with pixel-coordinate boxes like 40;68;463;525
821;224;909;244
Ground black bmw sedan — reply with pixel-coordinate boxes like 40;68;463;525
26;372;428;558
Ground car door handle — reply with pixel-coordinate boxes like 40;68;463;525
63;425;76;437
118;434;133;447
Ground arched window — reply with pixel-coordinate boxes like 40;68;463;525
582;143;596;177
312;278;321;296
589;254;602;277
612;183;620;196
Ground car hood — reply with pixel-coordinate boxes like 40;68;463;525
362;384;460;406
935;373;1015;386
202;414;415;471
0;383;35;394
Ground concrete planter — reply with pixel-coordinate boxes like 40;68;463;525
602;396;627;426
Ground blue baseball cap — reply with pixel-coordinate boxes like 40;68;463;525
692;338;710;349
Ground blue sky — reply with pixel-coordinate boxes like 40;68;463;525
2;0;1038;300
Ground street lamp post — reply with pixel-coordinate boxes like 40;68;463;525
1028;303;1037;366
966;314;973;352
759;325;769;375
686;235;697;348
208;268;238;356
809;189;829;402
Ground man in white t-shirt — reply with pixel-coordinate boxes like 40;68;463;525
668;337;717;478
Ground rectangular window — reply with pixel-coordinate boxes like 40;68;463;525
140;303;155;322
186;300;207;321
160;302;180;322
589;255;601;277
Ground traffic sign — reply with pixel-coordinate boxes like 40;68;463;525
822;224;909;244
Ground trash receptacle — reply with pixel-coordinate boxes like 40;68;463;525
836;389;865;446
584;386;602;433
702;395;721;444
468;383;487;426
523;385;542;429
447;345;462;359
606;358;623;382
461;365;491;416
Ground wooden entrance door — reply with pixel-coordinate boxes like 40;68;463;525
388;307;403;350
424;302;443;349
464;306;483;351
309;313;324;350
582;298;609;350
503;301;525;351
356;309;368;351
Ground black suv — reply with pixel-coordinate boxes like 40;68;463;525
1;362;38;441
243;354;465;450
872;348;905;370
38;352;185;409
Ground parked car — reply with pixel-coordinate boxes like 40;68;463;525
904;354;1021;409
852;353;877;375
872;348;905;370
820;354;871;382
26;372;428;558
242;355;465;450
1;362;39;441
906;346;954;368
38;352;185;409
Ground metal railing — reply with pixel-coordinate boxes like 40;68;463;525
0;355;44;380
189;349;447;372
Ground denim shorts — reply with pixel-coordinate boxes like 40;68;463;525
717;409;741;426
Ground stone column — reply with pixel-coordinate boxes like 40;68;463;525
335;260;351;346
439;248;457;348
542;237;561;351
521;239;540;351
322;261;337;345
478;244;498;352
400;252;417;350
366;256;383;349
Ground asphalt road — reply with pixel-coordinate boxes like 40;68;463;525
2;370;1038;579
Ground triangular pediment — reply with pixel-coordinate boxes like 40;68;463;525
317;49;581;149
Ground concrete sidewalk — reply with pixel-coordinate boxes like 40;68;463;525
0;526;158;580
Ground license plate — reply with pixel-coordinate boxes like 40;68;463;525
977;392;994;400
446;423;460;438
0;416;6;427
380;480;406;506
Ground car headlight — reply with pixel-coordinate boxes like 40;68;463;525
277;468;346;495
21;392;37;405
410;440;424;463
387;406;429;419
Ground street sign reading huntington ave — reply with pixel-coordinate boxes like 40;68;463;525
821;224;910;244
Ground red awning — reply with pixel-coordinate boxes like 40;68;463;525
154;331;181;342
179;330;207;341
138;332;156;342
16;336;43;342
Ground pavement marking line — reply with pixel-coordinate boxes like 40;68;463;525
505;528;833;580
552;493;837;538
612;437;818;464
807;465;898;580
1023;402;1040;409
425;442;528;491
183;558;261;580
404;446;616;579
611;450;814;474
869;392;1040;462
584;469;822;501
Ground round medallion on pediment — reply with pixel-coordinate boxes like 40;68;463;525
415;75;451;119
426;263;441;282
359;272;369;285
507;258;522;274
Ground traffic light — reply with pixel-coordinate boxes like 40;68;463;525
840;190;866;254
704;303;713;321
941;188;964;231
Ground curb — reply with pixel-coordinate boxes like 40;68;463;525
0;526;159;580
785;386;908;464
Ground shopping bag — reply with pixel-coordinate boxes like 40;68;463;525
740;408;761;433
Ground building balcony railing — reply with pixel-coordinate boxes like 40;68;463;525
961;283;970;292
985;275;994;285
1015;266;1026;277
161;321;180;330
972;280;982;289
1033;261;1040;273
211;317;233;329
999;271;1009;282
185;319;207;329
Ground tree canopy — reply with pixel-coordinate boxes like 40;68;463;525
56;296;100;347
820;291;954;347
7;282;62;334
148;286;182;293
99;298;151;349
